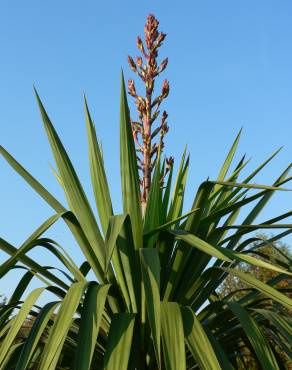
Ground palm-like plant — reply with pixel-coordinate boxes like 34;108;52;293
0;14;291;370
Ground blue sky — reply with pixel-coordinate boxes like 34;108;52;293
0;1;291;298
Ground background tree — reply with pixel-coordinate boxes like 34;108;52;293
219;234;292;300
218;235;292;370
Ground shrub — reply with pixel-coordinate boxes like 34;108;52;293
0;14;291;370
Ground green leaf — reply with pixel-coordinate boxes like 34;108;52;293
254;309;292;343
140;249;161;368
85;97;113;235
144;154;162;247
1;343;23;370
15;302;59;370
161;165;173;223
181;306;221;370
0;214;86;283
39;282;86;370
104;215;130;309
0;238;68;290
163;181;214;301
34;89;106;276
115;215;140;313
0;287;45;367
161;302;186;370
106;215;139;312
167;148;189;222
0;144;104;281
0;214;60;278
210;180;290;191
223;147;283;205
103;313;135;370
119;72;142;249
171;230;292;276
228;302;280;370
170;230;232;263
74;283;110;370
213;129;242;194
143;207;200;239
204;326;235;370
105;214;127;271
0;145;66;213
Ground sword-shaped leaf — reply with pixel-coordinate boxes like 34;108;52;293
85;97;113;235
181;306;221;370
0;287;45;367
103;313;135;370
35;90;106;275
161;302;186;370
228;302;280;370
140;249;161;368
120;72;142;249
39;282;87;370
74;283;110;370
0;145;104;280
15;302;59;370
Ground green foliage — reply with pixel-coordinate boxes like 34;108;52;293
0;76;291;369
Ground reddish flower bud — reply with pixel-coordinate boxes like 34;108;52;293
128;56;137;73
137;36;144;52
128;79;137;97
166;156;174;169
161;79;170;98
136;56;143;68
158;58;168;74
156;32;166;47
144;14;160;49
161;110;168;123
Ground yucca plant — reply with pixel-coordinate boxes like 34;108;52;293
0;14;291;370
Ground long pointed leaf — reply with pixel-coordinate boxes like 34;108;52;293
161;302;186;370
74;283;110;370
120;72;142;249
181;306;221;370
103;313;135;370
140;249;161;368
85;97;113;235
228;302;279;370
35;90;105;275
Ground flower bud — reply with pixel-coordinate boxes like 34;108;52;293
158;58;168;74
137;36;144;52
128;56;137;73
144;14;160;49
128;79;137;97
136;56;143;68
157;32;166;47
162;110;168;122
166;156;174;169
161;79;170;98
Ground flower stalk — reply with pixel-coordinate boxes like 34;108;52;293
127;14;173;212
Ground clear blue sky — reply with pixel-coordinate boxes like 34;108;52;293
0;1;291;298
